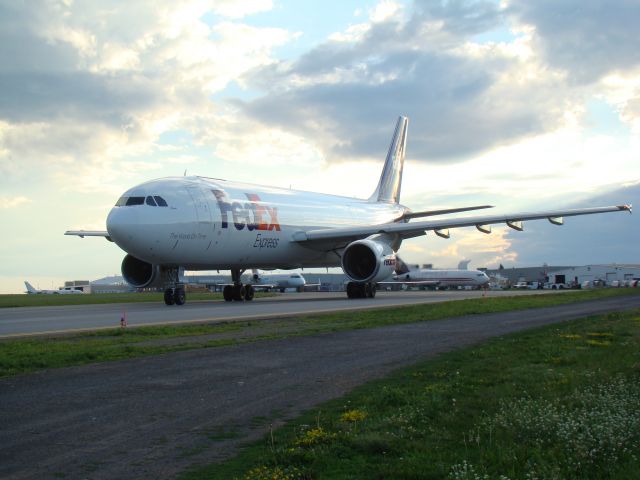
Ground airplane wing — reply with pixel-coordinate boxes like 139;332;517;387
292;205;632;248
65;230;113;242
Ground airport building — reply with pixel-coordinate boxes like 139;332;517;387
62;280;91;293
483;264;640;287
89;276;136;294
542;265;640;287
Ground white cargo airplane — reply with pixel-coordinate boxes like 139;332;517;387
24;281;84;295
66;116;631;305
386;256;490;289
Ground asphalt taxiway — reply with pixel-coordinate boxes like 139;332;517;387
2;289;560;337
1;294;639;479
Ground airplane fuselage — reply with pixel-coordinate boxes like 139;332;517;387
107;176;407;271
395;269;490;287
248;272;307;289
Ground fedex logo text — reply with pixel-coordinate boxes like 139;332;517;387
212;190;281;231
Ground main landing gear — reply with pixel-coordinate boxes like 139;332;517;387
346;281;377;299
163;286;186;306
223;268;255;302
163;267;186;306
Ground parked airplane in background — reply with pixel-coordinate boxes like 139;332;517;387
66;116;632;305
385;257;490;289
24;281;84;295
246;270;317;293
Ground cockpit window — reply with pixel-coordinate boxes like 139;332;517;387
154;196;168;207
116;195;168;207
125;196;145;206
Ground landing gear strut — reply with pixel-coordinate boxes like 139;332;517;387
223;268;255;302
346;282;377;299
163;267;186;306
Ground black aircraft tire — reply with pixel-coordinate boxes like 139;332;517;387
174;288;186;306
233;285;246;302
223;285;233;302
346;282;358;299
164;289;175;306
244;285;255;301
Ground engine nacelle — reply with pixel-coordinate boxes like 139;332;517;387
121;254;162;288
341;238;396;283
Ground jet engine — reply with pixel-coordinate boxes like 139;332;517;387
341;238;396;284
121;254;162;288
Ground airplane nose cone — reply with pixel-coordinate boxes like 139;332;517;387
107;207;140;245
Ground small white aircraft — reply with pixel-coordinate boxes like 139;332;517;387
212;270;318;297
24;281;84;295
246;270;316;293
385;257;490;289
66;116;631;305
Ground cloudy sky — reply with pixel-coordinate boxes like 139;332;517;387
1;0;638;293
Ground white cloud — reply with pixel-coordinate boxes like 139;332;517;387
0;1;296;196
370;1;403;23
508;0;640;84
0;196;31;209
400;226;518;269
211;0;273;19
212;120;324;168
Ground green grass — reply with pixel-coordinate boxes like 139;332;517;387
0;322;245;377
184;308;640;480
0;292;225;308
1;288;638;378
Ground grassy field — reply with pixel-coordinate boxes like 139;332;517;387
0;291;224;308
1;288;638;379
183;308;640;480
